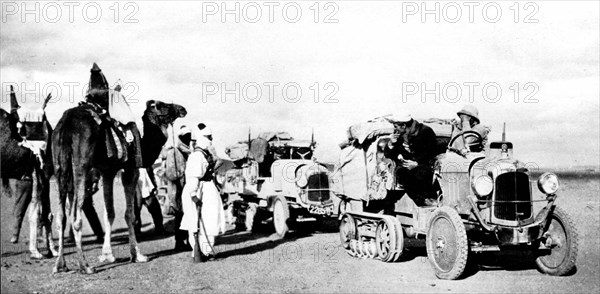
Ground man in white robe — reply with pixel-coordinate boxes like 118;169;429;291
180;124;226;259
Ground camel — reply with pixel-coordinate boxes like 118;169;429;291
0;86;57;259
51;63;187;274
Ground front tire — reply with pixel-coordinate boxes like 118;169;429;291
272;196;290;238
536;206;578;276
426;206;469;280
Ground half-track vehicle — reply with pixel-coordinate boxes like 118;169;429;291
335;116;578;279
219;131;339;238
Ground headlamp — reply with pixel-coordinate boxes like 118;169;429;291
472;175;493;197
538;172;559;195
296;174;308;188
296;167;308;188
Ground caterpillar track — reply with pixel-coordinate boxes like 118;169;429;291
339;211;404;262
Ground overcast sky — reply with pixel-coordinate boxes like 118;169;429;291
1;1;598;169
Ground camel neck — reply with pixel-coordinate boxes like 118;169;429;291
141;114;168;167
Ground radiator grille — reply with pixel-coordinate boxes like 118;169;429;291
493;172;532;221
307;173;330;202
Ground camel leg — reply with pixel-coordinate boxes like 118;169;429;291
64;197;104;243
11;179;32;243
122;168;148;263
29;169;51;259
134;183;143;235
39;172;58;257
53;188;68;274
70;171;95;274
28;194;42;259
43;213;58;257
99;171;116;263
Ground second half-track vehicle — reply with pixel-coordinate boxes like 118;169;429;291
218;131;339;238
335;116;578;279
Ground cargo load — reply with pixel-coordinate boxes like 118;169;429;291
335;116;457;201
225;142;249;162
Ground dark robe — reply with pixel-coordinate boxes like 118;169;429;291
387;119;438;205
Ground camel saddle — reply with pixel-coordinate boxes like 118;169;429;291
16;108;46;141
80;101;143;167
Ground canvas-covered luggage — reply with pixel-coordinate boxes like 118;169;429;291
333;144;368;201
347;116;394;144
225;142;249;161
422;118;455;137
163;146;186;181
346;115;455;143
257;131;293;142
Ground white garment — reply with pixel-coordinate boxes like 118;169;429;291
179;150;226;236
16;108;44;122
138;168;155;199
108;89;144;137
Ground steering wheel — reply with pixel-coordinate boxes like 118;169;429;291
448;130;483;153
297;150;311;160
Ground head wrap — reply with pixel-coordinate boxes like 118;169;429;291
192;123;212;150
179;125;191;136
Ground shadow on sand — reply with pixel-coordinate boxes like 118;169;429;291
389;240;578;279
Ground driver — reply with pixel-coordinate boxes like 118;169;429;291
450;105;490;152
385;113;439;206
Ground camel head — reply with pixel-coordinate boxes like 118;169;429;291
144;100;187;129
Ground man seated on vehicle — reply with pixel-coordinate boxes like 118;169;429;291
385;113;439;206
450;105;490;153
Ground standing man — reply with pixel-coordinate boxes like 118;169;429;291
450;105;490;152
385;113;439;206
162;125;193;251
180;124;226;260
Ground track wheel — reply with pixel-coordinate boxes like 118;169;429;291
375;217;398;262
389;217;404;262
339;213;357;250
426;206;469;280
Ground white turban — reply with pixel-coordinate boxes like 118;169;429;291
179;125;191;136
198;126;212;137
192;124;212;150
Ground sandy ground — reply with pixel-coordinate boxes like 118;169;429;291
1;175;599;293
